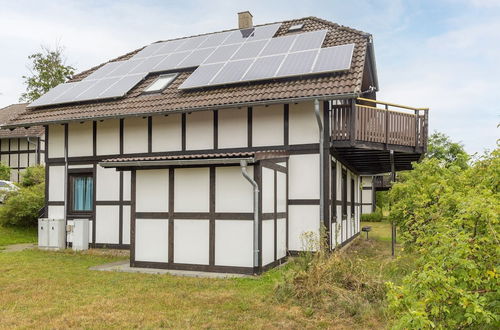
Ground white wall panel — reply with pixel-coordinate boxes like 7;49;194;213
262;219;274;265
152;114;182;152
48;205;64;219
174;167;209;212
0;154;7;166
97;119;120;155
186;111;213;150
289;154;319;199
10;169;18;182
28;153;36;166
289;205;320;251
252;104;283;147
95;205;120;244
19;138;28;150
124;117;148;154
135;219;169;262
215;220;253;267
68;122;93;157
277;172;287;212
174;219;209;265
362;189;372;203
96;166;120;201
218;108;247;148
215;166;253;213
20;154;28;167
262;167;275;213
68;164;93;169
48;165;65;201
123;171;131;201
9;154;18;167
136;169;169;212
277;218;287;259
10;139;18;151
48;124;64;158
0;139;8;151
289;102;319;144
122;205;131;244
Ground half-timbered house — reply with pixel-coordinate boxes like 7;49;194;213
3;13;428;274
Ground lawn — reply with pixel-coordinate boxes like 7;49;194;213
0;222;407;328
0;225;37;247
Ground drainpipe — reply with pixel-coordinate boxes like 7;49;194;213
314;99;324;234
240;160;259;270
26;137;38;164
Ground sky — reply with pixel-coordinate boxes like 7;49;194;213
0;0;498;154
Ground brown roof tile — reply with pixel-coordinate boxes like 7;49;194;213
5;17;370;127
0;104;44;137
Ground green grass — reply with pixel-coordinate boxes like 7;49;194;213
0;225;37;247
0;222;409;328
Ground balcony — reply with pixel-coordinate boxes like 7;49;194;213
330;98;429;174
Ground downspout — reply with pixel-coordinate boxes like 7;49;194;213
26;137;38;164
314;99;324;235
240;160;259;270
63;126;68;225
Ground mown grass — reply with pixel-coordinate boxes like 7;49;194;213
0;222;411;328
0;225;37;247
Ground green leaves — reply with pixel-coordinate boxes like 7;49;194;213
386;149;500;328
19;45;75;102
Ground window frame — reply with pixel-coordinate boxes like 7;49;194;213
341;169;347;220
142;73;178;94
67;170;94;216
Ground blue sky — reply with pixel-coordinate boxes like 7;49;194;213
0;0;498;153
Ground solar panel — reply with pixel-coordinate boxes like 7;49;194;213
153;39;186;56
210;59;253;85
75;77;122;101
177;47;216;68
128;55;166;75
54;80;96;103
277;50;318;76
28;82;78;107
242;55;285;81
152;51;190;72
231;39;268;60
312;43;355;73
290;30;327;52
99;74;145;98
179;63;224;89
248;23;281;41
83;61;124;81
259;34;295;56
106;59;144;76
198;31;232;48
204;44;241;64
176;35;209;52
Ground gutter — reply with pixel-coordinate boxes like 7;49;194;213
2;93;359;129
314;99;325;238
99;157;255;168
240;160;260;271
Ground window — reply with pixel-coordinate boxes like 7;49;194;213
143;74;177;93
341;170;347;219
70;174;93;213
288;24;304;32
351;179;355;216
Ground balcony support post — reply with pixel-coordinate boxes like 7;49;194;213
390;149;396;257
349;99;357;146
385;104;389;148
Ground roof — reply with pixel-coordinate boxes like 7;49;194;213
0;104;44;138
100;150;288;167
5;16;373;128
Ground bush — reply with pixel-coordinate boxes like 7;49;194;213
386;150;499;328
361;207;385;222
0;183;45;227
0;162;11;181
20;165;45;187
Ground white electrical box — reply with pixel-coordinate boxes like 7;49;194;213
38;218;66;250
38;218;49;248
73;219;89;251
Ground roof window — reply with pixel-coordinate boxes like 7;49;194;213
143;73;177;93
288;24;304;32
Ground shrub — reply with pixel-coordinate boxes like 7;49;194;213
386;149;499;328
20;165;45;187
360;207;384;222
0;183;45;227
0;162;11;181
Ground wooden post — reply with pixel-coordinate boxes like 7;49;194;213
385;104;389;147
390;149;396;257
414;109;419;149
350;99;357;145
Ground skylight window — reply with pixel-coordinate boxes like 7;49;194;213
288;24;304;32
143;74;177;93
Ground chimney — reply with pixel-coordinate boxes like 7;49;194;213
238;11;253;29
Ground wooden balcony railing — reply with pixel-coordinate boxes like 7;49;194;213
331;98;429;150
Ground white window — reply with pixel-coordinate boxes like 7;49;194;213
143;74;177;93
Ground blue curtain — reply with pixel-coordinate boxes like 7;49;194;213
73;176;93;211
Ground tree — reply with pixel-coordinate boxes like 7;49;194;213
19;45;75;102
426;131;469;169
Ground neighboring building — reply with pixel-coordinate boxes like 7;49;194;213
3;13;428;274
0;104;45;181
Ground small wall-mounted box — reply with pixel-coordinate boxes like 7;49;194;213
72;219;89;251
38;218;66;250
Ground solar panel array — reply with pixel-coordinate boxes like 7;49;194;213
29;24;282;107
29;23;356;107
